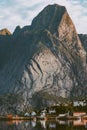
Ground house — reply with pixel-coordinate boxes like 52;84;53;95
58;112;69;117
73;112;86;117
40;112;46;118
58;114;67;117
31;111;36;117
41;109;47;113
49;109;56;114
73;100;85;106
24;112;30;117
40;110;47;117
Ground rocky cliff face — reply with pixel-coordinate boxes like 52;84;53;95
0;4;87;114
0;28;11;35
79;34;87;52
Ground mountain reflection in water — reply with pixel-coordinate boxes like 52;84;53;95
0;119;87;130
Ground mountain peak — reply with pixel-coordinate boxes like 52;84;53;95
0;28;11;35
13;25;21;36
31;4;66;33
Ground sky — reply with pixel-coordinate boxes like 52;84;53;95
0;0;87;34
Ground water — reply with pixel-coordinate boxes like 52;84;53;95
0;119;87;130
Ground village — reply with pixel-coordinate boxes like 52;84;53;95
0;99;87;129
0;99;87;122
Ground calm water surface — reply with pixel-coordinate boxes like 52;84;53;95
0;119;87;130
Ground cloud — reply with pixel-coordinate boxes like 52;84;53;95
0;0;87;34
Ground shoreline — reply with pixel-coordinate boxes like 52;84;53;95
0;115;87;121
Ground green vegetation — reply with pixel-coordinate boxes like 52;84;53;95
0;93;24;105
33;91;70;103
47;105;87;115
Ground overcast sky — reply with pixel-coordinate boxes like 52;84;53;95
0;0;87;34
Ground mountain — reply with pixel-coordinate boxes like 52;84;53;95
0;28;11;35
0;4;87;114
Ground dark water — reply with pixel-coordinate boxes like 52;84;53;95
0;119;87;130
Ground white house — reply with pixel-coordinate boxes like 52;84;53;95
31;111;36;116
73;101;85;106
49;109;56;114
40;109;47;117
24;112;30;117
